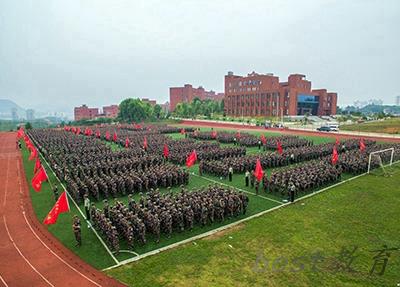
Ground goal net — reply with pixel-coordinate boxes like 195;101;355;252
367;148;395;177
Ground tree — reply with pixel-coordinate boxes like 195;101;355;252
25;122;32;129
153;104;162;119
118;98;148;122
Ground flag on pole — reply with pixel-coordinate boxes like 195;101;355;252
260;134;267;144
186;150;197;167
76;127;81;135
143;137;148;150
359;138;366;152
17;128;24;139
254;158;264;182
125;137;130;148
335;137;340;146
211;130;217;139
180;128;185;135
277;140;283;155
331;146;339;165
43;191;70;225
28;147;38;161
236;131;241;139
113;131;118;142
34;158;41;174
96;129;100;138
31;166;48;192
105;131;110;141
163;144;169;158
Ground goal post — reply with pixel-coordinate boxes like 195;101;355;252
367;148;395;174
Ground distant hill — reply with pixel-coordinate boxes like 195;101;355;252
0;99;25;119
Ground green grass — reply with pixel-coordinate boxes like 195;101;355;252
340;118;400;134
107;164;400;287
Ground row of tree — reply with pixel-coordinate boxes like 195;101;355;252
173;98;224;118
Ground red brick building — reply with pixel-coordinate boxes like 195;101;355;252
169;84;224;111
74;105;99;121
224;72;337;117
102;105;119;118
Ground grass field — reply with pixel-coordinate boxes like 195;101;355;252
341;118;400;134
107;163;400;287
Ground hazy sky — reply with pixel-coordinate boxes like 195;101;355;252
1;0;399;116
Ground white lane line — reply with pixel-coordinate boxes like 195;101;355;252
22;211;104;287
2;156;10;208
0;274;8;287
191;172;283;205
3;216;55;287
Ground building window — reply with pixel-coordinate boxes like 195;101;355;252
239;81;242;86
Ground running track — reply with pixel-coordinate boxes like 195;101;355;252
0;132;125;287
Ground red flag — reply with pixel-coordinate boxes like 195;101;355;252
260;134;267;144
29;147;38;161
186;150;197;167
180;128;185;135
125;137;130;148
105;131;110;141
113;132;117;142
76;127;81;135
277;141;283;155
254;159;264;182
17;129;24;139
96;129;100;138
331;146;339;165
359;138;366;152
163;144;169;158
31;166;48;192
335;137;340;146
236;131;241;139
211;130;217;139
43;191;70;225
143;137;148;150
34;158;41;174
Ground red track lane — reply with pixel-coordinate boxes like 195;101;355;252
178;120;400;143
0;132;125;287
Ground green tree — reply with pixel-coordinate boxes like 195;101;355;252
153;104;162;119
25;122;32;129
118;98;148;122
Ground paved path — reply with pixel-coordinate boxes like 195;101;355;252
0;132;125;287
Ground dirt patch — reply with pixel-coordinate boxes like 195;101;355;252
203;223;245;241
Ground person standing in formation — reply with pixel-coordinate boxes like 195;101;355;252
245;170;250;187
228;166;233;182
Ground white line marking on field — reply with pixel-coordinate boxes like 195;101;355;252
2;156;10;208
117;250;140;256
0;274;8;287
102;160;400;270
22;211;104;287
191;172;283;205
28;138;120;265
3;215;55;287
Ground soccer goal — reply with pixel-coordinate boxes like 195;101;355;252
367;148;395;176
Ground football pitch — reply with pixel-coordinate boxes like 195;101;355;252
20;128;400;286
